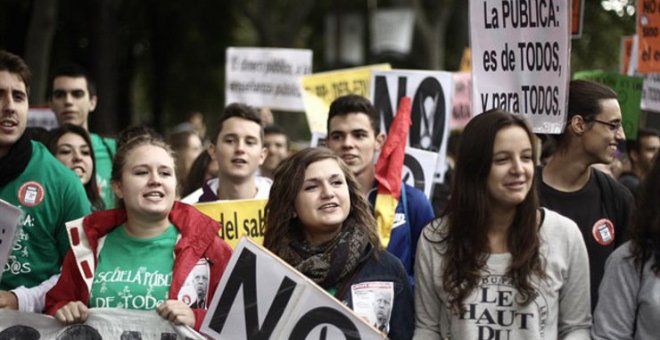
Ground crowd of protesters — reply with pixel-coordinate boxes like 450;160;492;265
1;48;659;340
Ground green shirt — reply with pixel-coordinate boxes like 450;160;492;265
0;141;91;290
90;133;116;209
89;224;179;310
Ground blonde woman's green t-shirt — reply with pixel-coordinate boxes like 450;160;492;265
89;224;179;310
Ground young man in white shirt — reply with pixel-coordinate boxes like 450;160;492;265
182;103;271;203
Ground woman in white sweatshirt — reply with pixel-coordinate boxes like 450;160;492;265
413;109;591;340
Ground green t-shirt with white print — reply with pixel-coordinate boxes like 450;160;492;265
89;224;179;310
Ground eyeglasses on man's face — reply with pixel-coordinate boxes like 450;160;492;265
586;118;623;131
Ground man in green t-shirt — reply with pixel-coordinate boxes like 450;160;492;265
48;64;117;209
0;51;91;312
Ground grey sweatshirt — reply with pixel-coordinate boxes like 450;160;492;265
592;241;660;340
413;208;591;340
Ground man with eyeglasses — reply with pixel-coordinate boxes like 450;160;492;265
48;64;116;208
536;79;633;311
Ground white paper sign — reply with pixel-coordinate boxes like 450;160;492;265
0;308;203;339
641;73;660;112
470;0;571;134
309;134;438;199
371;69;452;184
325;13;365;65
200;238;384;340
0;199;22;282
310;132;327;148
226;47;312;111
404;147;439;198
371;8;415;55
27;107;58;130
351;282;394;333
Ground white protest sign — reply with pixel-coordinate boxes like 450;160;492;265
226;47;312;111
404;147;439;199
325;13;365;65
642;73;660;112
371;69;451;183
0;308;203;339
308;133;436;197
27;106;58;130
0;199;22;282
200;238;385;340
470;0;571;134
450;72;474;129
310;131;327;148
371;8;415;55
351;282;394;334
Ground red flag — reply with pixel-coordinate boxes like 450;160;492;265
374;96;411;246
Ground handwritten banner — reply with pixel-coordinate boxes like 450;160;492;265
301;64;391;133
225;47;312;111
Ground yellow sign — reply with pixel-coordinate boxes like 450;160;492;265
301;64;391;133
193;199;268;248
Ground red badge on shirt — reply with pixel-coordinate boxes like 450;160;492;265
592;218;615;246
18;181;45;207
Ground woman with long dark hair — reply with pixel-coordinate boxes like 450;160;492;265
264;147;413;339
592;154;660;339
414;109;591;339
47;124;104;211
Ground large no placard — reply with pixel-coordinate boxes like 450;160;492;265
226;47;312;111
470;0;571;133
200;238;384;339
371;69;451;183
308;133;437;199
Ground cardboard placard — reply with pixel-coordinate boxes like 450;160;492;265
225;47;312;111
200;238;385;339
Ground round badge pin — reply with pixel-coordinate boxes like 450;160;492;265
592;218;615;246
18;181;45;207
